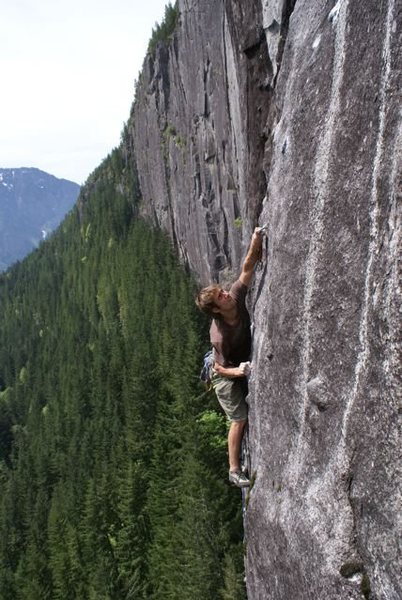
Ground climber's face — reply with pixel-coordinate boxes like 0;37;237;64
212;288;235;313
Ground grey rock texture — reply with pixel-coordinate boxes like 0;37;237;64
131;0;271;284
128;0;401;598
248;1;401;598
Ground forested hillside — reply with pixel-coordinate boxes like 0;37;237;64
0;145;245;599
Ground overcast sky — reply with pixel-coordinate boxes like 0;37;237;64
0;0;169;184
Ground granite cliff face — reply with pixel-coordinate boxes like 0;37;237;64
131;0;272;284
128;1;401;598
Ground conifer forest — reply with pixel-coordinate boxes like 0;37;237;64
0;147;245;598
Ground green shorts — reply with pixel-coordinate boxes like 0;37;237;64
210;371;248;422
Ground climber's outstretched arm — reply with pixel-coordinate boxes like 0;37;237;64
239;227;264;287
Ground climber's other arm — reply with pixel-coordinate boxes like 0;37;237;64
213;362;251;378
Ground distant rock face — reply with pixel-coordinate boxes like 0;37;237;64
0;168;80;271
131;0;271;285
129;0;401;598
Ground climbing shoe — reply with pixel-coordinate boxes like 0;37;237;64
229;469;250;488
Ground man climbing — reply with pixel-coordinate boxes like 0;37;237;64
196;227;263;487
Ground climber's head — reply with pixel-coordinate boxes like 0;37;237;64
196;284;221;316
196;285;234;317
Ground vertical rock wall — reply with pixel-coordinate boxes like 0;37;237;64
129;0;401;598
131;0;271;284
248;1;401;598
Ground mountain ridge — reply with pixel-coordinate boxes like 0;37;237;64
0;167;80;271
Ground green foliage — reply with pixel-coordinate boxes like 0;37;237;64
148;2;179;56
0;145;245;597
162;123;187;155
163;123;177;138
197;409;227;450
221;549;247;600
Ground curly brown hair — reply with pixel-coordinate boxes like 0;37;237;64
195;284;221;317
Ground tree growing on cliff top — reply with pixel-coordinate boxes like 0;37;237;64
148;2;179;56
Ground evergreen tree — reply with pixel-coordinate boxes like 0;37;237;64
0;147;245;598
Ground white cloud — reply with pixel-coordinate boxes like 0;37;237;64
0;0;169;184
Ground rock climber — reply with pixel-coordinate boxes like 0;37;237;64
196;227;263;487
